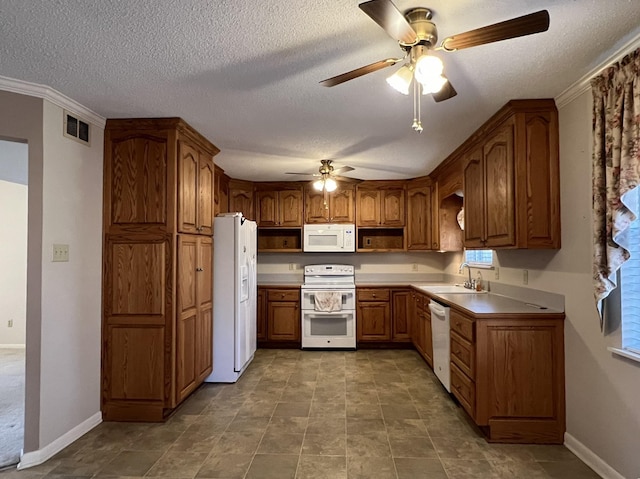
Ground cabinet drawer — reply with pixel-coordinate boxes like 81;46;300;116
357;289;390;302
267;289;300;302
451;362;475;419
451;331;474;378
450;310;474;342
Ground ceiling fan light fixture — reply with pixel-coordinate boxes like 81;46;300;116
413;53;446;94
313;179;324;191
324;177;338;192
420;74;447;94
386;65;413;95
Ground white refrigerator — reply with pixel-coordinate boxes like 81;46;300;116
205;213;257;383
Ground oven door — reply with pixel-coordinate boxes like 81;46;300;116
301;289;355;311
301;310;355;349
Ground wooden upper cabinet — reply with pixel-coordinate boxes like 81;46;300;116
484;123;515;247
256;185;303;227
381;188;405;226
178;140;214;235
106;133;168;229
463;146;486;248
304;185;354;224
213;165;229;217
356;189;380;226
356;182;405;227
458;99;560;249
407;179;436;250
228;179;255;220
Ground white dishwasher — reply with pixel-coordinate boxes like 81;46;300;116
428;299;451;392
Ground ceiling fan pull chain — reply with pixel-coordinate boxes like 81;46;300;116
412;79;423;133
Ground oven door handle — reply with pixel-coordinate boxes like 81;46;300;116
305;311;350;317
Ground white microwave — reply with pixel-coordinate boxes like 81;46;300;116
303;224;356;252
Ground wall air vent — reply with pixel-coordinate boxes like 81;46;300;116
63;110;91;146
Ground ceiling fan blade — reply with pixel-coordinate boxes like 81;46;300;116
333;175;363;184
432;80;457;103
332;165;355;175
441;10;549;51
285;172;321;177
320;58;401;87
359;0;418;44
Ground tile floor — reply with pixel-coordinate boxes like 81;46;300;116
0;349;599;479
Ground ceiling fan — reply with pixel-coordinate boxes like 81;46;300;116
286;159;361;192
320;0;550;107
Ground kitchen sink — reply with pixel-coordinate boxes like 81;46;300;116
420;284;487;294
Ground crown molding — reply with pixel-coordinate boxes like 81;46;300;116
556;31;640;108
0;76;106;128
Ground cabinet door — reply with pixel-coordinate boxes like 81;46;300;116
279;190;303;226
381;188;405;226
392;290;411;341
256;190;279;226
305;188;330;224
484;123;515;247
196;236;213;380
178;141;199;234
177;235;198;401
407;185;433;250
229;184;255;220
463;146;485;247
267;300;300;341
257;288;267;341
356;189;381;226
357;302;391;341
423;306;433;366
199;156;214;235
330;188;355;223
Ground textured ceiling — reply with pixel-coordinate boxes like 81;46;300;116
1;1;640;181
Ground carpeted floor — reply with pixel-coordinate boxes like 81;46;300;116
0;348;24;468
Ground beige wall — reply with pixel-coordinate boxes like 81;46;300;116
0;179;28;345
0;90;104;456
0;90;44;452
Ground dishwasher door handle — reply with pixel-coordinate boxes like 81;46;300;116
428;302;447;317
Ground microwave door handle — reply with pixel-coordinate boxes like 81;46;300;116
338;231;344;249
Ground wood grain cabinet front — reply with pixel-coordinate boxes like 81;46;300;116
304;184;354;224
406;178;438;250
256;187;303;227
448;307;566;444
257;287;301;347
102;118;219;421
356;183;405;227
461;100;560;249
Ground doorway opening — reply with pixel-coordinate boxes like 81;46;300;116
0;138;28;468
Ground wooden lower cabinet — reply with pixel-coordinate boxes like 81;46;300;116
411;291;432;366
356;288;413;345
176;235;213;403
257;286;301;347
449;308;566;444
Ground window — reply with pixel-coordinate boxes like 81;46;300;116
464;249;493;267
620;217;640;354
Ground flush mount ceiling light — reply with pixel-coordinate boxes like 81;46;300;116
320;0;550;131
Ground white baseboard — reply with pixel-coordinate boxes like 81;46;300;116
0;344;26;349
564;433;625;479
17;412;102;470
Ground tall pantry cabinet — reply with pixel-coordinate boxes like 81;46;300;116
102;118;219;421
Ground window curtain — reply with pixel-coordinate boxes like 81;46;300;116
592;47;640;328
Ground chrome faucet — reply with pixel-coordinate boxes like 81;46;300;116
459;262;474;289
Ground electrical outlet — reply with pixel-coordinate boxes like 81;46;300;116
412;263;418;272
52;244;69;262
8;319;13;328
289;263;295;271
494;267;500;280
523;269;528;285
